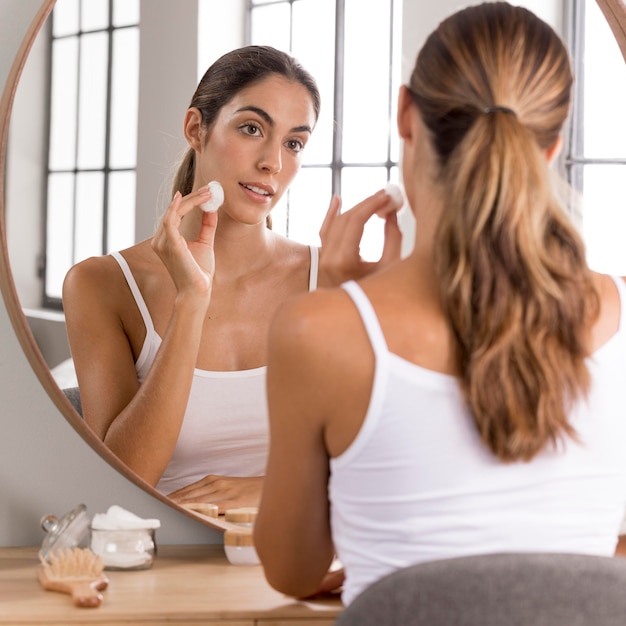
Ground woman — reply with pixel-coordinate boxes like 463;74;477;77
254;3;626;606
62;45;402;512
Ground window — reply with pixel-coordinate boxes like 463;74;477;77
565;0;626;275
44;0;139;307
247;0;402;259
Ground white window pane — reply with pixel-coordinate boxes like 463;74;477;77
342;167;388;261
292;0;335;165
75;172;104;262
107;172;136;252
49;37;78;170
583;1;626;158
285;168;332;245
113;0;139;27
110;28;139;169
251;0;278;5
343;0;392;163
77;32;109;169
389;2;402;163
582;165;626;275
81;0;109;31
250;4;291;50
52;0;79;37
46;173;75;299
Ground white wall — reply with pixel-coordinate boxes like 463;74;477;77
0;0;220;547
0;0;561;548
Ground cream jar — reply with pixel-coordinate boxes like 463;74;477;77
223;527;260;565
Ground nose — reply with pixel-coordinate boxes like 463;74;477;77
257;140;282;175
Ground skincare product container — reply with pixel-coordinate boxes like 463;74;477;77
224;507;258;528
224;527;260;565
89;527;157;570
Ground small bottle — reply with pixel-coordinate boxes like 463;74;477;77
223;527;260;565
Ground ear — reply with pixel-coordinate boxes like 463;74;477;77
397;85;416;141
183;107;204;151
545;135;563;165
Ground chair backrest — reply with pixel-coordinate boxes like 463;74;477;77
334;552;626;626
62;386;82;417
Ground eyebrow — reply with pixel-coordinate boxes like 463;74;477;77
235;105;313;134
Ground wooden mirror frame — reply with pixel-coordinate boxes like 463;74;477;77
1;0;626;537
0;0;230;533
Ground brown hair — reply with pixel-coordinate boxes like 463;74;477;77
171;45;321;228
408;2;599;461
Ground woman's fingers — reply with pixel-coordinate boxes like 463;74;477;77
318;194;342;241
319;188;403;286
379;209;403;264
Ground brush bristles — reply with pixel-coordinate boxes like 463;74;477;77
40;547;105;580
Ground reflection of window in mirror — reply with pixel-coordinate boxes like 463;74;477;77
245;0;401;262
41;0;400;312
566;0;626;275
45;0;139;308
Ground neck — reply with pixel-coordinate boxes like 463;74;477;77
182;208;279;279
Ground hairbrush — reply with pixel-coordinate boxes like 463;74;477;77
38;547;109;608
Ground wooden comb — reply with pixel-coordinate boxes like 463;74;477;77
38;547;109;607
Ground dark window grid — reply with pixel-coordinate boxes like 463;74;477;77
43;5;138;309
247;0;399;238
563;0;586;196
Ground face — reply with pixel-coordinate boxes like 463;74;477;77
192;75;317;226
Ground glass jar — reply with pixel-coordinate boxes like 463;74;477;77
89;527;157;570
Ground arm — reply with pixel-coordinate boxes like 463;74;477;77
254;293;340;598
63;187;217;486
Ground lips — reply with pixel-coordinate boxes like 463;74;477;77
240;183;274;198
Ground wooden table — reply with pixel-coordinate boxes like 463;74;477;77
0;544;343;625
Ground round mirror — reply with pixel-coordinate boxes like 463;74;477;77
2;0;626;539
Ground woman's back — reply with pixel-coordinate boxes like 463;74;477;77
329;274;626;606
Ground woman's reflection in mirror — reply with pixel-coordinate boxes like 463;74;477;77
62;45;403;513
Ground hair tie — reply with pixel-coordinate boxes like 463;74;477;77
483;105;517;117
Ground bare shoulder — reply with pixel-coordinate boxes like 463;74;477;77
63;254;120;300
62;242;151;300
270;286;358;344
62;243;157;321
591;271;623;350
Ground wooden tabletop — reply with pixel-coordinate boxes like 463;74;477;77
0;544;343;625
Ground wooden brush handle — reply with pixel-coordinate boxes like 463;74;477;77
70;579;107;607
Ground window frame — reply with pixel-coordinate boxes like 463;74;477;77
245;0;400;241
43;0;138;310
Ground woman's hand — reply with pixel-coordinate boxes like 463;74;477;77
318;188;403;287
151;186;218;301
168;475;264;514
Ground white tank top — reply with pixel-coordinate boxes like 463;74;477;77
111;246;319;494
330;278;626;606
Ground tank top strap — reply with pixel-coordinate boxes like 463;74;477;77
341;280;389;355
308;245;319;291
110;251;156;335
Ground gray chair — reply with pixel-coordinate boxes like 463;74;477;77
334;552;626;626
62;386;82;417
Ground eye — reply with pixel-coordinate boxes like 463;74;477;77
285;138;305;153
240;122;262;137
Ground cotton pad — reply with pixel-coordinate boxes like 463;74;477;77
200;180;224;213
384;183;404;210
